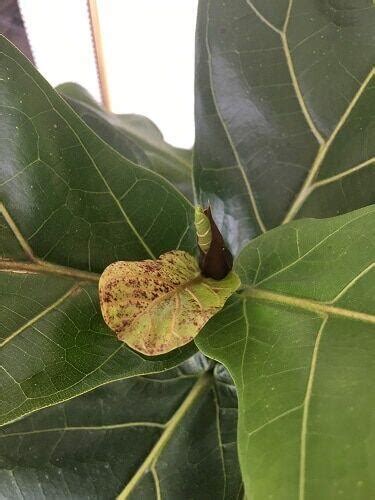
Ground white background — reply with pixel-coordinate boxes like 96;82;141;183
18;0;198;148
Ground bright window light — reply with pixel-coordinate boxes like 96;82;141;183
18;0;198;148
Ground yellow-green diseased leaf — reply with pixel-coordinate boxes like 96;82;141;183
99;250;240;356
195;206;212;253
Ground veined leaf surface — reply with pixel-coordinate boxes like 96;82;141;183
99;250;240;355
0;208;196;428
0;35;195;272
0;35;196;426
57;82;194;201
0;356;242;500
196;206;375;499
194;0;375;252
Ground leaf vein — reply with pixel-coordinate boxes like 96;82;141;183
299;317;328;500
0;284;81;348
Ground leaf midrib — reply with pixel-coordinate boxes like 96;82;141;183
0;421;165;438
0;259;100;282
116;371;212;499
117;273;203;331
243;287;375;324
1;201;100;282
226;2;374;226
208;0;322;232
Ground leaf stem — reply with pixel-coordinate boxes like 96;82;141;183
117;372;212;499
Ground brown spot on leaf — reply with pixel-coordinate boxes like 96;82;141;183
98;250;240;356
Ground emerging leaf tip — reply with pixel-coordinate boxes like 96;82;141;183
195;205;233;281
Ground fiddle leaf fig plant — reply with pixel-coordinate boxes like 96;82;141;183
0;0;374;497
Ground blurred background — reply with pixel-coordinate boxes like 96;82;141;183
0;0;198;148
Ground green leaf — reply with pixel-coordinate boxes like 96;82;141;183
196;206;375;499
0;35;196;426
194;0;375;252
0;37;195;269
0;225;196;428
99;250;240;355
57;82;194;200
0;355;242;500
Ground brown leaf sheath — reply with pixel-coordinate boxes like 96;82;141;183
199;207;233;280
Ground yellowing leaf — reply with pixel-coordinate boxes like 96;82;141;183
99;250;240;355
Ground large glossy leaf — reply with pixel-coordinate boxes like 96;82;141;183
57;82;194;200
0;35;196;426
194;0;375;253
0;36;195;269
0;262;195;428
196;206;375;499
0;355;242;500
